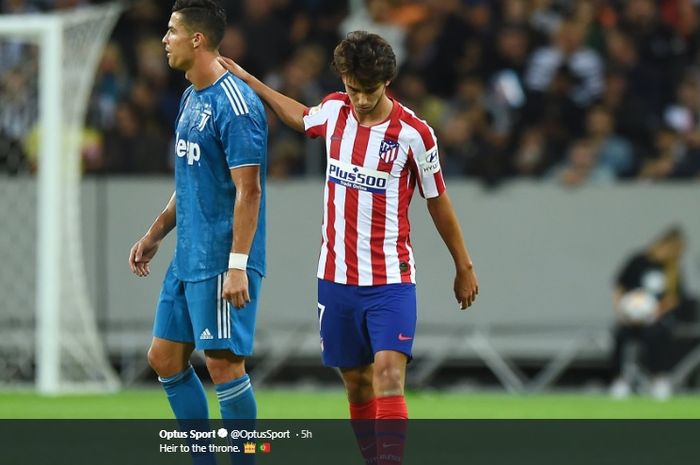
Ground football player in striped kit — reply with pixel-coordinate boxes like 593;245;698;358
129;2;267;464
219;31;479;464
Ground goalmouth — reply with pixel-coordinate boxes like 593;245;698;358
0;3;123;394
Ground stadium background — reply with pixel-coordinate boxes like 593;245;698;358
1;0;700;418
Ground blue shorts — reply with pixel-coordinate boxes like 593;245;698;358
153;262;262;356
317;279;417;368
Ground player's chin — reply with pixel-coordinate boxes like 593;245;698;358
167;55;182;70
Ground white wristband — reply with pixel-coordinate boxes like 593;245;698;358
228;253;248;270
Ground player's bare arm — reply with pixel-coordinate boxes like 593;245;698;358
217;56;307;133
426;192;479;309
612;287;625;319
223;165;262;309
129;192;177;278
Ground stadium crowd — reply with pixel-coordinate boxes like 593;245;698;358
2;0;700;186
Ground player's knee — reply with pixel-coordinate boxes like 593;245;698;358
341;369;374;402
373;365;404;395
204;351;246;384
147;346;183;377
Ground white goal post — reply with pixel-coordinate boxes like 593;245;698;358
0;3;123;394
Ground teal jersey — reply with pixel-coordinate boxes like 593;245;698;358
173;72;267;281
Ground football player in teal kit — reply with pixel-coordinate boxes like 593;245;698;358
128;2;266;463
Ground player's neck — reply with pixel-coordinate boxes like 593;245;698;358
354;96;394;126
185;52;226;91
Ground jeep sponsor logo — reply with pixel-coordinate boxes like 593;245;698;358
176;134;201;165
328;159;388;194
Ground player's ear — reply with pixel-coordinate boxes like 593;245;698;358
192;32;204;49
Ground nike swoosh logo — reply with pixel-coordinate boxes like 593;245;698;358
398;333;413;341
382;443;402;448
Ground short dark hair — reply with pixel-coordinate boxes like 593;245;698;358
331;31;397;88
657;226;685;244
172;0;226;49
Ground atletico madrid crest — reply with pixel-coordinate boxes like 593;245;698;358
378;139;400;164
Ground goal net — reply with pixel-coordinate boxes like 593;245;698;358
0;3;123;394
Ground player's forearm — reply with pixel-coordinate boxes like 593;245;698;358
427;193;474;272
612;288;625;318
659;295;679;315
231;186;261;256
145;192;176;242
243;74;306;132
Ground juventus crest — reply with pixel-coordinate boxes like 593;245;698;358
197;108;212;131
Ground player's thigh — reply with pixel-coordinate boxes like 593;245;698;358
364;283;417;361
185;270;262;357
317;279;374;368
153;262;195;345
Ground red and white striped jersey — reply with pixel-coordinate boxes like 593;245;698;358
303;92;446;286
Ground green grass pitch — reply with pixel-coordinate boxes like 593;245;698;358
1;389;700;419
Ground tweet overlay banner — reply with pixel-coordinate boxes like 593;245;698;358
0;420;697;465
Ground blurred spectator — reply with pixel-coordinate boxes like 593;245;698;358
4;0;700;183
484;23;532;81
529;0;563;39
218;25;264;81
598;70;654;153
101;100;168;173
548;138;614;187
401;18;441;78
664;0;700;66
415;0;473;96
340;0;407;66
237;0;293;75
437;109;479;177
664;74;700;149
1;0;38;14
639;125;700;181
263;45;328;178
525;18;604;107
499;0;531;27
525;65;585;165
609;226;696;400
268;138;304;178
639;125;684;181
282;0;348;57
602;28;662;115
0;66;36;142
394;69;446;128
511;125;553;177
128;77;174;142
584;104;635;177
618;0;687;112
0;62;36;174
483;23;531;144
0;128;28;175
572;0;612;52
90;42;131;129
